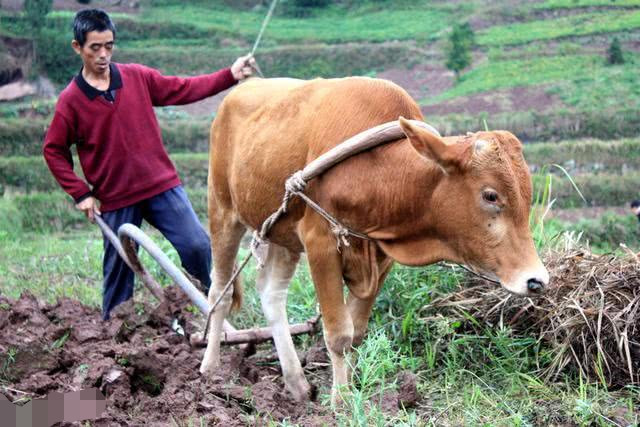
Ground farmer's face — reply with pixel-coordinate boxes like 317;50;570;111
72;30;114;76
632;206;640;216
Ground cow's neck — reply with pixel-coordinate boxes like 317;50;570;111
322;140;455;265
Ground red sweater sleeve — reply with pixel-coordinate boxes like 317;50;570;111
43;110;92;202
140;65;238;106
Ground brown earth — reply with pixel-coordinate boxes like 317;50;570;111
421;85;561;116
178;59;560;120
0;288;419;425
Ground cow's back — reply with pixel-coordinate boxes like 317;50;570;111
209;77;422;251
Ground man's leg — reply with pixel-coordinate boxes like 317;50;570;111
101;205;143;320
144;185;212;293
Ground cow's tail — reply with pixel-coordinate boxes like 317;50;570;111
230;272;243;311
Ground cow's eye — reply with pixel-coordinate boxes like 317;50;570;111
482;190;499;204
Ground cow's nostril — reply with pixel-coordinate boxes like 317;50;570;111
527;278;544;292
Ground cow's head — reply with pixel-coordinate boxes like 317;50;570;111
398;117;549;295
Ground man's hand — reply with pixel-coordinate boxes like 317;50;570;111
231;54;256;81
75;196;101;223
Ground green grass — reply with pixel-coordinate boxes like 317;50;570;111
427;54;608;104
524;137;640;173
548;56;640;111
536;0;640;10
139;4;450;45
478;9;640;46
0;225;201;308
545;213;640;253
1;220;638;424
425;51;640;111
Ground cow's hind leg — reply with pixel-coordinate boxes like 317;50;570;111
199;214;246;376
257;243;311;401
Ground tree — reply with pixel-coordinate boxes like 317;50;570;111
24;0;53;30
445;22;475;81
283;0;332;18
607;37;624;65
24;0;53;75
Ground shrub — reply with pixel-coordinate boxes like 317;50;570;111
1;117;211;157
524;138;640;174
445;22;474;80
282;0;333;18
606;37;624;65
24;0;53;30
0;153;211;196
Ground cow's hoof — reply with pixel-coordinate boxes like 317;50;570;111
199;360;220;376
190;331;204;346
330;385;351;408
286;376;312;402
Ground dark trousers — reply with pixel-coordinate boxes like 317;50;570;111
101;185;211;320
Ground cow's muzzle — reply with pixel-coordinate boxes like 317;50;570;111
526;277;545;293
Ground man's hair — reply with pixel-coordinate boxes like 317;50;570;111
631;200;640;209
73;9;116;46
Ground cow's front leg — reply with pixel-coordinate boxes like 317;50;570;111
348;258;393;348
303;223;353;405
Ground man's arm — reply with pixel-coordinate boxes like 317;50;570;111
143;54;255;106
43;111;100;222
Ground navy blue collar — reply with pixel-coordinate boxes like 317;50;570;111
75;63;122;100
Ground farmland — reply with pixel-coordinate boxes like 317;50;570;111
1;0;639;425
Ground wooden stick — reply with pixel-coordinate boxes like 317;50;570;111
191;315;321;347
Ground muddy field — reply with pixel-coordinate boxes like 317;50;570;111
0;288;418;426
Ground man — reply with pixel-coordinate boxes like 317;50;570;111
43;9;254;320
631;200;640;222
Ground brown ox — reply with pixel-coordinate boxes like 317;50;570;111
199;77;549;403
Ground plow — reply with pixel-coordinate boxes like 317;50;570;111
94;214;320;347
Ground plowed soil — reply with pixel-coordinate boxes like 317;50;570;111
0;288;417;426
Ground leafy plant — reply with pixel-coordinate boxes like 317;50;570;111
445;22;475;80
607;37;624;65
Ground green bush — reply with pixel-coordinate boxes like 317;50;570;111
161;119;211;153
0;153;211;196
607;37;625;65
0;118;48;157
0;156;61;194
547;213;640;251
36;27;80;85
1;117;211;156
0;186;209;234
429;108;640;141
532;172;640;209
524;138;640;174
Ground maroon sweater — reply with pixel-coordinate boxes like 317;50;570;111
43;63;237;211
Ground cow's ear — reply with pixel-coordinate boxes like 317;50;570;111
399;116;469;173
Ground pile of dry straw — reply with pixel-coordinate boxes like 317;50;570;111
430;249;640;387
